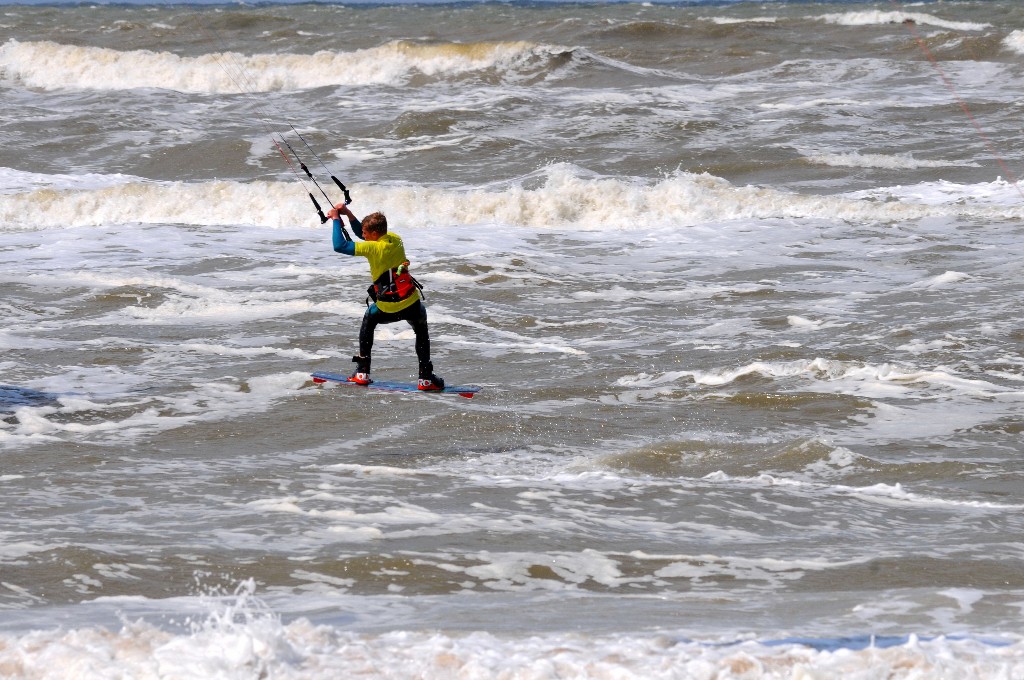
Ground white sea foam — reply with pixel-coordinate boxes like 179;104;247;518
3;166;1024;233
804;151;980;170
704;16;778;25
941;588;986;613
910;270;970;289
637;550;871;578
177;343;325;361
849;178;1024;207
617;358;1014;400
786;315;844;331
0;596;1020;680
443;549;630;589
0;177;311;230
845;482;1024;510
119;295;347;325
761;98;871;112
816;11;990;32
247;497;444;526
0;38;558;92
0;536;58;560
701;472;1024;511
1005;30;1024;55
4;371;311;443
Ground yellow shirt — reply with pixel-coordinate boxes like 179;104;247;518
353;232;420;313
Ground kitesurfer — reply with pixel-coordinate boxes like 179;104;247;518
327;203;444;391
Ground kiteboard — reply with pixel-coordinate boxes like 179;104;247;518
311;371;481;399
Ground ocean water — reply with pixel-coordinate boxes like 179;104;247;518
2;0;1024;677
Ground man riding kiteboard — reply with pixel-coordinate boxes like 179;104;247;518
326;203;445;391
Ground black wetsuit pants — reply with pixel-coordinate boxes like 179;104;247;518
359;299;431;370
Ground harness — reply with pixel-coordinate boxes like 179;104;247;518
367;261;424;306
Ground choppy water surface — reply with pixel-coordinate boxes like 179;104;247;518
1;1;1024;677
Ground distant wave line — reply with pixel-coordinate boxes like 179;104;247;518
0;38;567;93
3;167;1024;231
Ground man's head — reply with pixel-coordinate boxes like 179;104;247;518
362;212;388;241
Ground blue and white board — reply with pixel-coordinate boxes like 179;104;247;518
311;371;481;399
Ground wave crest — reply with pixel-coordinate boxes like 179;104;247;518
2;165;1022;232
816;11;990;32
0;38;557;92
1004;30;1024;56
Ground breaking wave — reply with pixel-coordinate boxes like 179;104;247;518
2;165;1023;232
0;38;567;92
815;11;990;32
0;580;1020;680
803;151;980;170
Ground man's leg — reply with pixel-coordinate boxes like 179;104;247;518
350;305;383;383
402;301;443;388
402;301;432;372
358;304;382;359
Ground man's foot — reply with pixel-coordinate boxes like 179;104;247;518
348;371;372;385
417;375;445;391
350;355;371;385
